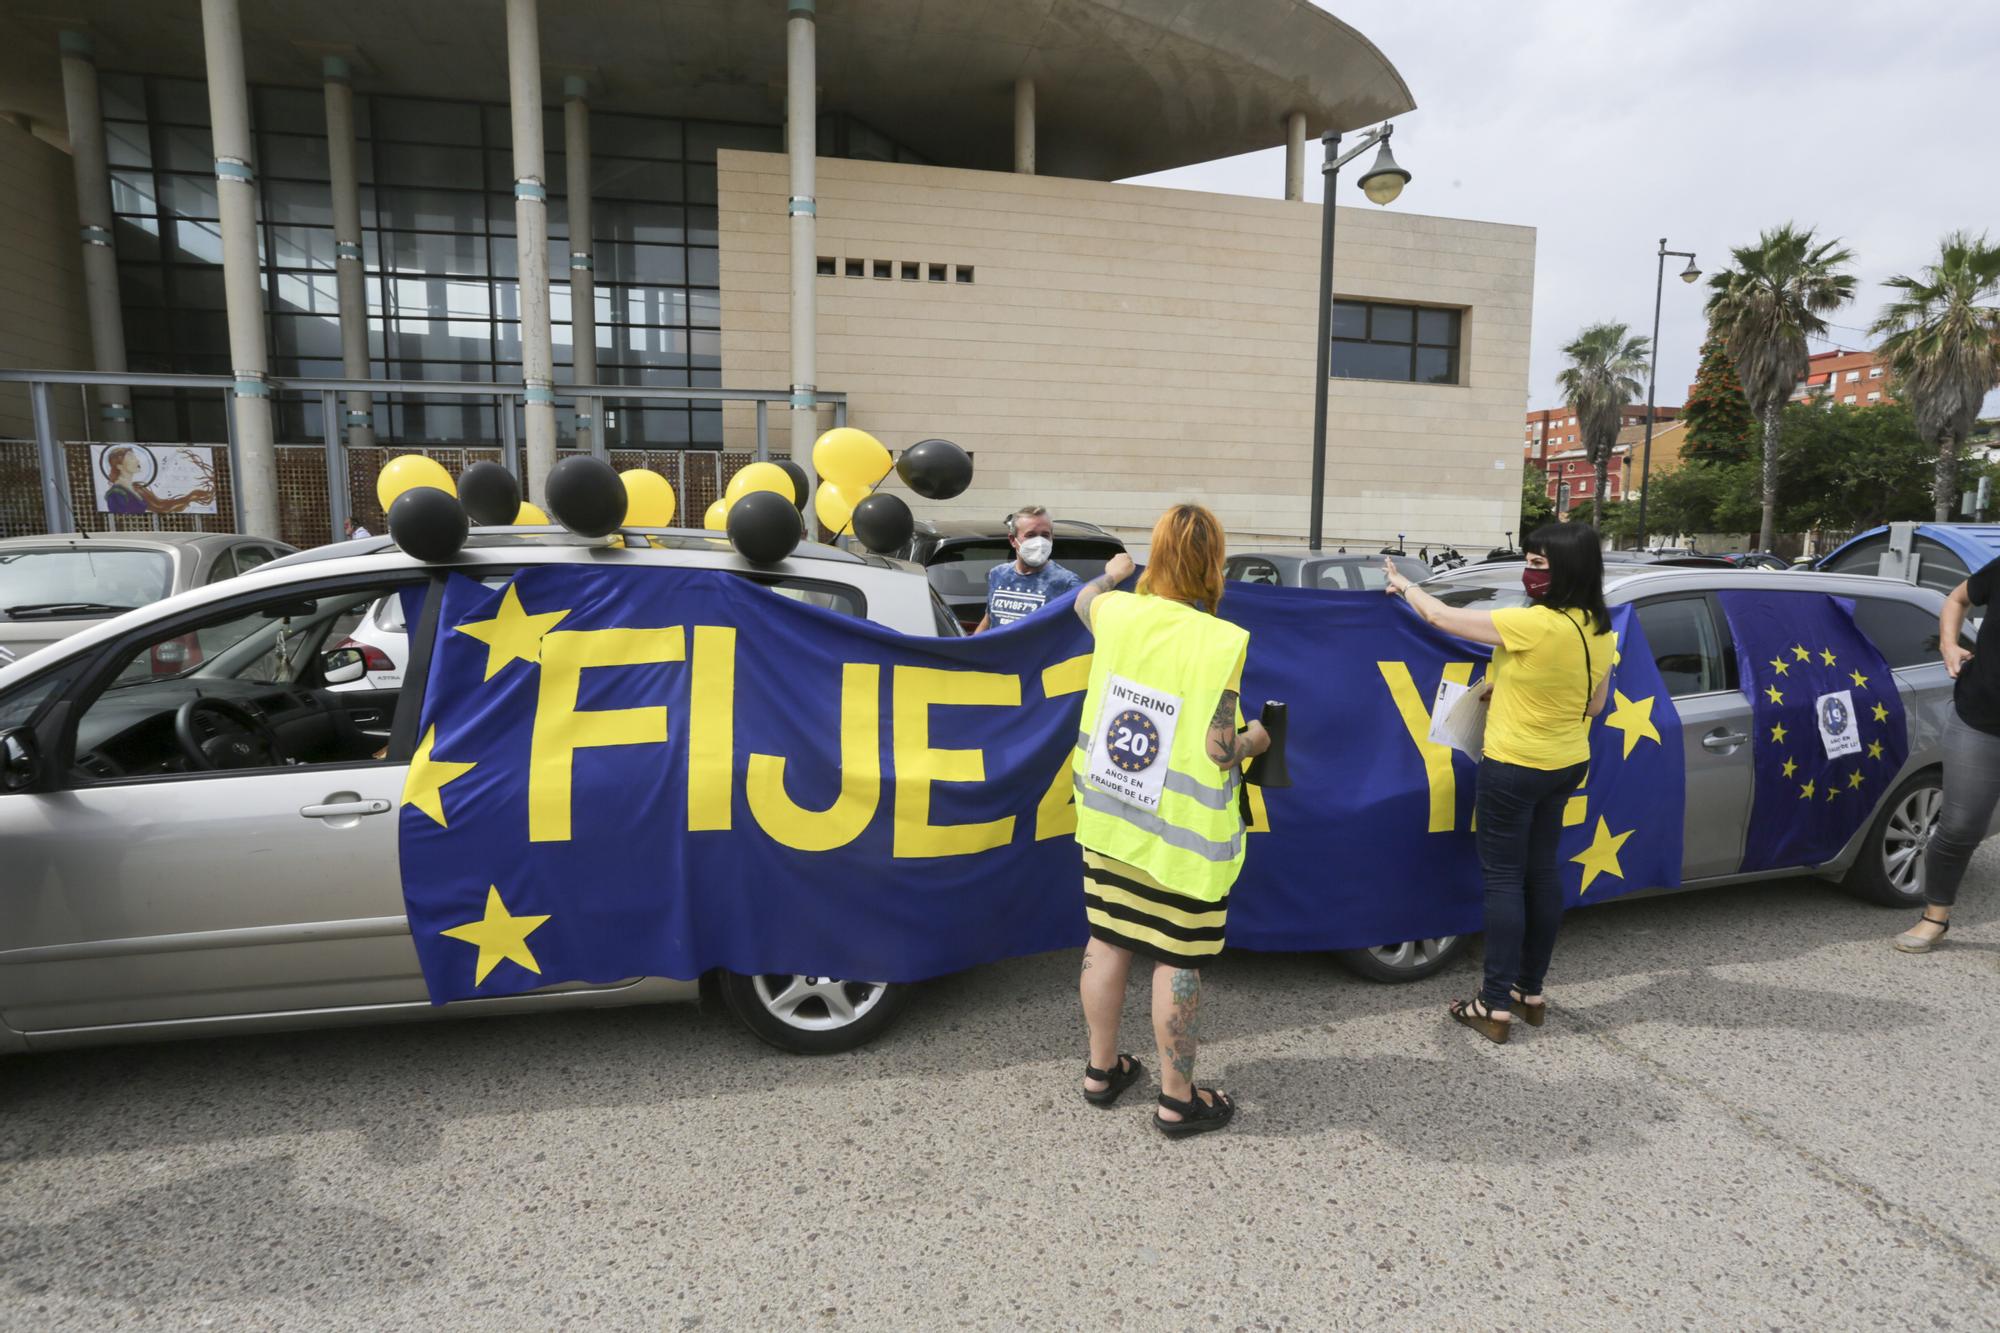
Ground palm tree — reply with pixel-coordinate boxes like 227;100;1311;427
1705;223;1857;551
1870;231;2000;521
1554;322;1649;529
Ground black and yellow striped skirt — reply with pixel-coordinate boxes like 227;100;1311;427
1082;849;1228;968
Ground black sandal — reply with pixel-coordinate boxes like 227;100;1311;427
1153;1087;1234;1138
1449;996;1511;1044
1083;1054;1144;1107
1509;988;1547;1027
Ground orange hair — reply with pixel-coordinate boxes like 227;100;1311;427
1137;503;1227;611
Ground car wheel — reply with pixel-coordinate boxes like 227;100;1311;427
717;971;912;1054
1840;769;1942;907
1334;934;1467;983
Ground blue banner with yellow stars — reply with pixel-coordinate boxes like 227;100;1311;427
398;567;1686;1003
1717;590;1908;873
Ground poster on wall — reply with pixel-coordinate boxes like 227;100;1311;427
90;444;219;517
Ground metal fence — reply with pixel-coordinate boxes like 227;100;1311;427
0;369;844;549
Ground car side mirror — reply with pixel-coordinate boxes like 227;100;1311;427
320;646;367;686
0;727;40;793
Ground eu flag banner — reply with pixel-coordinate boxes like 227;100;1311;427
1717;590;1909;873
398;567;1686;1004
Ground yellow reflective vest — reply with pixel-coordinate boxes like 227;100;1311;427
1072;591;1250;902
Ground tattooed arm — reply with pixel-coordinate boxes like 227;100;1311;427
1204;689;1270;768
1074;551;1137;628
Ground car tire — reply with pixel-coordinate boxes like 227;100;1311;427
717;971;912;1054
1840;768;1943;907
1334;934;1468;983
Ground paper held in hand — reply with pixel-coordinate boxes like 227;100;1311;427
1426;677;1488;757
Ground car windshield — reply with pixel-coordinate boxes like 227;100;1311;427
925;539;1120;599
0;548;171;618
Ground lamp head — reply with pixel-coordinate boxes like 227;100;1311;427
1679;256;1701;284
1356;139;1409;206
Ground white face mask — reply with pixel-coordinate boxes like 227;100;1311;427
1017;536;1054;567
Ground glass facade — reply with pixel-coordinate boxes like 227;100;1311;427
99;75;917;449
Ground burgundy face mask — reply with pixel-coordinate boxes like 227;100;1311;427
1522;567;1553;600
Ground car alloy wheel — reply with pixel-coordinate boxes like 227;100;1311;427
747;973;887;1032
1367;936;1458;972
1881;784;1942;897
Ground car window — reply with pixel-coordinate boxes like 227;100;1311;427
0;547;172;618
1232;558;1284;586
234;544;276;575
1849;596;1950;668
931;589;964;637
0;661;83;733
924;538;1121;598
1634;596;1728;697
204;548;241;585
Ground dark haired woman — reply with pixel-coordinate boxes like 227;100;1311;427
1383;522;1614;1044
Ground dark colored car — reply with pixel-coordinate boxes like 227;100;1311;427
894;518;1127;632
1225;550;1434;591
1715;552;1792;571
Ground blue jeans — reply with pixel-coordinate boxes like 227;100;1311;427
1475;757;1589;1010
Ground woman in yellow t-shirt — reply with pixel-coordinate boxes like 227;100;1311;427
1382;522;1613;1045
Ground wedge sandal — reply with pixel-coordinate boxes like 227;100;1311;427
1449;996;1511;1044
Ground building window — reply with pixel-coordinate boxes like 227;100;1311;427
928;263;947;282
844;258;865;277
1330;301;1461;385
816;256;836;275
954;265;975;283
900;261;919;280
1846;370;1861;382
1869;366;1884;378
1844;394;1858;404
1867;391;1881;402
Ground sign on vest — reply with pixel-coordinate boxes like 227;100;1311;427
1085;673;1183;810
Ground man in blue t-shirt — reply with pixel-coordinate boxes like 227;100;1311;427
974;505;1083;632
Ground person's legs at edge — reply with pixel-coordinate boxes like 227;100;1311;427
1475;760;1539;1016
1080;936;1135;1092
1152;962;1218;1120
1906;711;2000;942
1515;762;1587;1004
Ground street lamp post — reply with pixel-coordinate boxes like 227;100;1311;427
1637;237;1700;551
1308;124;1410;552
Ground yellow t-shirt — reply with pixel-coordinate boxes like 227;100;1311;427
1482;605;1615;770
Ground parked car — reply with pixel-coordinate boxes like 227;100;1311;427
1225;550;1434;591
0;531;296;670
1715;552;1792;571
894;517;1126;632
0;529;945;1058
1340;561;1980;982
1817;522;2000;595
327;590;408;693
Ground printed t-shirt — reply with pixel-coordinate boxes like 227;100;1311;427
1484;604;1616;769
987;560;1082;627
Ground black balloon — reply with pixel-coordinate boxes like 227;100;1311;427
544;455;628;537
774;458;811;509
387;485;469;562
851;492;914;553
896;437;973;500
457;460;521;526
726;489;803;564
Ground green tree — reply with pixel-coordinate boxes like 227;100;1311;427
1520;464;1556;536
1870;231;2000;520
1705;223;1858;551
1642;459;1758;541
1774;400;1933;533
1554;322;1650;529
1681;330;1758;466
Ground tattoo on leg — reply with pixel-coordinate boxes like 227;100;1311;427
1165;968;1200;1082
1080;953;1094;972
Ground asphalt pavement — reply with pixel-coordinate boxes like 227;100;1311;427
4;858;1999;1330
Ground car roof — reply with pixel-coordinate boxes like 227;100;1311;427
908;517;1117;541
1423;559;1944;604
0;531;267;552
1821;522;2000;572
264;526;874;573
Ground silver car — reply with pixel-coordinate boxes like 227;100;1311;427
0;531;297;668
0;530;951;1057
1226;549;1434;592
1338;562;1975;982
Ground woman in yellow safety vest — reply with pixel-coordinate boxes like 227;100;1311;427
1070;503;1270;1137
1383;522;1614;1045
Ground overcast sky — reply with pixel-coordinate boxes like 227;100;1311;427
1128;0;2000;415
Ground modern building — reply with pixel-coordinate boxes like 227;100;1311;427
0;0;1536;550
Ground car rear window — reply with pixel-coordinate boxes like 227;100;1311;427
926;538;1122;599
0;548;173;619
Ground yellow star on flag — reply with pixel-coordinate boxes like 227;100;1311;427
1826;785;1838;801
455;583;570;681
1768;655;1791;676
1849;668;1869;689
1781;757;1798;778
1847;770;1866;789
1571;817;1634;895
1866;740;1884;760
1792;645;1811;661
1820;648;1837;667
441;886;551;986
1765;684;1785;705
1603;690;1662;758
1871;702;1889;723
401;725;476;827
1770;722;1788;744
1800;779;1816;800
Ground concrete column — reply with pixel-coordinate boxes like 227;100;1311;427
563;77;597;457
1013;76;1035;174
1284;111;1306;201
322;57;374;451
786;0;818;494
505;0;557;498
57;30;133;442
200;0;279;538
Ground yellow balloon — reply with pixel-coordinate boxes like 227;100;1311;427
619;469;677;526
725;461;795;506
376;454;455;512
513;500;549;526
812;481;869;537
703;498;729;531
812;427;892;491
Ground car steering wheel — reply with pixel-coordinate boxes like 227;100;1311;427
174;696;283;771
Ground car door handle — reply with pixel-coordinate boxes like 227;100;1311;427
300;798;392;819
1701;731;1750;751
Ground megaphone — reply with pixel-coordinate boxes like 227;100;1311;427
1244;701;1290;789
